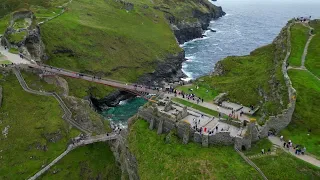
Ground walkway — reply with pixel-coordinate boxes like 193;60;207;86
268;136;320;167
288;23;320;82
13;68;92;134
28;133;118;180
165;93;250;122
0;44;160;99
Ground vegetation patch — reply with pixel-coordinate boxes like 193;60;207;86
42;0;181;83
8;47;19;54
244;138;273;156
172;97;219;116
198;42;288;119
0;73;79;179
176;83;219;102
288;23;310;67
252;149;320;179
7;31;27;44
40;142;121;180
128;119;261;179
306;20;320;78
64;76;115;99
281;69;320;157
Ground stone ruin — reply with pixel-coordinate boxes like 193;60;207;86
137;98;259;150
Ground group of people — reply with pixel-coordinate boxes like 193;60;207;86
192;117;220;136
281;136;307;155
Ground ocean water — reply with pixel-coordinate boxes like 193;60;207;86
182;0;320;79
103;0;320;125
101;97;147;127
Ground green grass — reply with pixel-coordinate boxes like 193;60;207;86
252;149;320;179
0;0;70;18
288;23;310;67
176;83;219;102
7;31;27;44
21;71;63;93
0;60;12;64
9;47;19;54
172;97;219;116
199;42;288;119
244;138;273;156
0;73;79;179
0;15;10;34
128;119;261;179
42;0;181;83
281;69;320;158
306;20;320;78
64;76;115;99
40;142;121;180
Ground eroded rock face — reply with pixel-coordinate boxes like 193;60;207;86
109;128;140;180
172;3;225;44
25;26;47;62
137;51;186;86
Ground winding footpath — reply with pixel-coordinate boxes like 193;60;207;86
28;133;119;180
13;68;92;134
277;21;320;167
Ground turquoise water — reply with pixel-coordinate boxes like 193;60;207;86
101;97;147;127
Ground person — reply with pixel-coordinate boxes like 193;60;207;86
215;126;218;132
301;147;306;155
261;149;265;154
201;98;204;103
280;135;283;141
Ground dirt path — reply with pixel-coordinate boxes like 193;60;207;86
268;136;320;167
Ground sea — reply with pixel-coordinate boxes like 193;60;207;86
103;0;320;126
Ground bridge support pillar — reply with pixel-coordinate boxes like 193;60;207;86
149;118;155;130
202;134;209;147
157;119;163;134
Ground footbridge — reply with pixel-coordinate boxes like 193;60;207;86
24;63;160;101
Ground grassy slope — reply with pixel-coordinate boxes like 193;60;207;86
245;139;320;179
199;43;288;118
64;76;114;99
288;23;310;67
0;73;79;179
40;142;121;180
176;83;219;102
281;70;320;157
42;0;181;83
128;119;261;179
0;0;69;18
306;20;320;78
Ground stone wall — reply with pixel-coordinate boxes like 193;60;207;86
10;10;34;27
208;131;234;145
259;22;297;138
137;106;253;148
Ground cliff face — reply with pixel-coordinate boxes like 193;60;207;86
159;0;225;44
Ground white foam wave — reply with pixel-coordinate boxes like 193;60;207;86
180;36;210;47
119;99;128;105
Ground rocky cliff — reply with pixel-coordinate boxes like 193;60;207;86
159;0;225;44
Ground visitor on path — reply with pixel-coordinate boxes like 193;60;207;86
280;135;284;141
215;126;218;132
302;147;306;155
283;142;287;148
261;149;265;154
201;98;204;103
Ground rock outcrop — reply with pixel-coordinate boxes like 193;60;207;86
163;1;225;44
